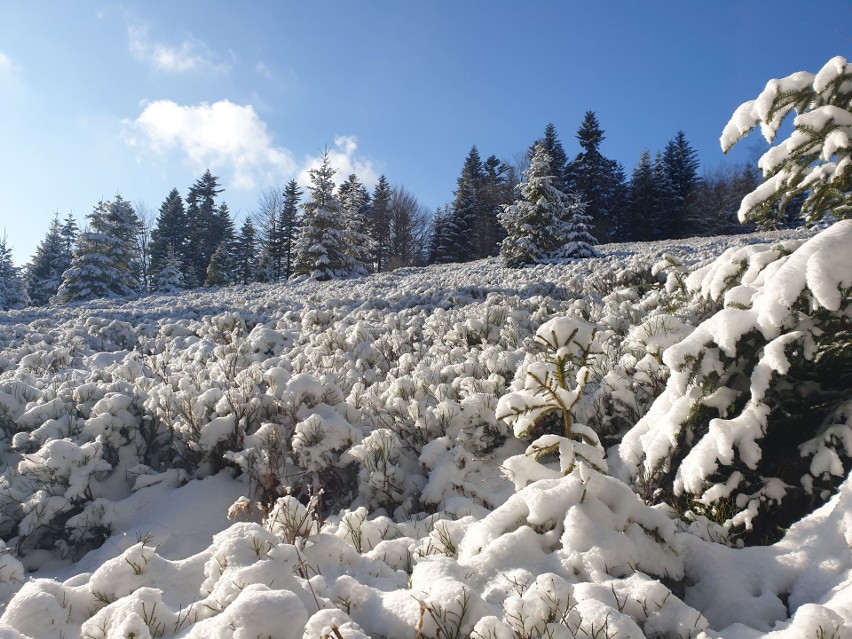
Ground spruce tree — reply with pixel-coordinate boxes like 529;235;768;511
57;195;141;303
234;218;259;285
154;245;185;293
427;205;453;264
185;170;224;287
293;149;362;280
337;173;373;273
498;144;596;267
663;131;701;237
565;111;626;241
280;179;302;280
626;151;672;242
60;213;78;262
26;213;70;306
532;123;570;192
369;176;392;272
149;189;188;285
204;243;230;287
445;146;485;262
0;233;29;310
479;155;514;257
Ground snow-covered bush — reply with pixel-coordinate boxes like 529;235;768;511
721;55;851;226
620;221;851;543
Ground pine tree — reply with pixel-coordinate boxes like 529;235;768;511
0;233;29;310
293;149;362;280
565;111;626;241
663;131;701;237
213;203;238;282
498;144;596;267
149;189;188;286
57;195;141;303
233;218;259;285
369;176;392;272
26;213;70;306
185;170;224;287
60;213;78;262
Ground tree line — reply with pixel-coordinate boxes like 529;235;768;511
1;111;776;309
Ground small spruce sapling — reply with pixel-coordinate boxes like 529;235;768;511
497;317;607;484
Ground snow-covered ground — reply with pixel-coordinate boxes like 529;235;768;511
0;224;849;639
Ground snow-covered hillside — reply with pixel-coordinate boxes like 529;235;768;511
0;225;849;639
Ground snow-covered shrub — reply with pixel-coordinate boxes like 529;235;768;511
721;55;851;226
620;221;852;543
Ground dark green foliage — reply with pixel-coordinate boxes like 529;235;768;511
26;213;70;306
149;188;188;287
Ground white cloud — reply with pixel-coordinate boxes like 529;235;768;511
124;99;298;189
124;100;380;194
128;24;230;74
0;51;12;74
299;136;380;190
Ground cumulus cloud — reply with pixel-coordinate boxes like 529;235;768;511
128;24;230;74
123;99;380;193
124;99;298;189
299;136;380;189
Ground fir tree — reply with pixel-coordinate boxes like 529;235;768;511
565;111;626;241
663;131;701;237
498;144;596;267
60;213;78;262
26;213;70;306
0;233;29;310
149;189;188;286
57;195;141;303
293;149;363;280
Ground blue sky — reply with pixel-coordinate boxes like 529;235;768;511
1;1;849;266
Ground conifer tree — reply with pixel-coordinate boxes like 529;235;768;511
479;155;514;257
279;179;302;280
663;131;701;237
293;149;364;280
185;170;224;287
0;233;29;310
565;111;626;241
427;205;453;264
721;55;851;225
149;189;188;285
234;218;259;285
369;176;392;272
154;245;185;293
445;146;485;262
337;173;373;272
26;213;69;306
532;123;570;192
57;195;141;303
204;243;230;287
498;144;596;267
60;213;78;261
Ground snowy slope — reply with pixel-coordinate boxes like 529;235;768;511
0;226;849;639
